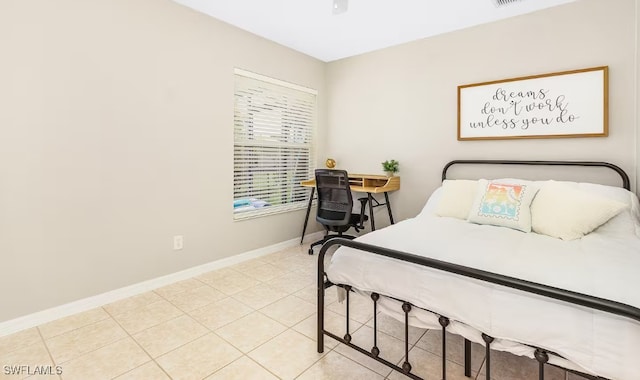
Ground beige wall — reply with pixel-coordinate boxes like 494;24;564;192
0;0;326;322
326;0;638;226
637;0;640;193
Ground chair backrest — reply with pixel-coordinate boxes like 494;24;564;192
315;169;353;227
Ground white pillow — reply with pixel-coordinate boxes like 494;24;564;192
531;181;628;240
435;180;478;220
418;187;442;216
467;179;539;232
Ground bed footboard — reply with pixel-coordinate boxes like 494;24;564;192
317;237;640;380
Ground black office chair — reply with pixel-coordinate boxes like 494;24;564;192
308;169;368;255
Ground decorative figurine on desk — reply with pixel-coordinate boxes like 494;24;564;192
325;158;336;169
382;159;399;177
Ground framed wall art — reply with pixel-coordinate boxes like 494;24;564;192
457;66;608;141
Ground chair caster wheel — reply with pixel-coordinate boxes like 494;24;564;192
308;248;314;255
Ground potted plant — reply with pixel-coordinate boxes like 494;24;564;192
382;159;399;177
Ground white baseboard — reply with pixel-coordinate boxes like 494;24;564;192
0;231;324;338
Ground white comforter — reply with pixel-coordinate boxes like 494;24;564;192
327;189;640;380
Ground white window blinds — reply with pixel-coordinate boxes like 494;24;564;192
233;69;317;220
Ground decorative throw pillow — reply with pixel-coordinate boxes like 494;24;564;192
436;180;478;220
531;181;628;240
467;179;539;232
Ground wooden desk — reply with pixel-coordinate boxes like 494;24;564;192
300;174;400;244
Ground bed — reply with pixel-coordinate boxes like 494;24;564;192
316;160;640;380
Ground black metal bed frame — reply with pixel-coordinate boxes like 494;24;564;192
316;160;637;380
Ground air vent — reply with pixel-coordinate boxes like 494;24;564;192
493;0;524;6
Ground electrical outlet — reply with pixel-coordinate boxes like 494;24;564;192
173;235;184;250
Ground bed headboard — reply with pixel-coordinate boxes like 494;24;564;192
442;160;630;190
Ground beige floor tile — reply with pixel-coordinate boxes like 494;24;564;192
206;272;262;295
1;340;55;378
153;278;205;298
243;263;291;282
313;247;330;263
156;333;242;380
287;252;318;268
103;291;162;316
259;295;315;327
386;346;472;380
114;362;170;380
295;284;339;306
163;285;226;312
229;258;269;273
293;310;360;350
3;244;593;380
132;315;208;358
270;256;312;273
38;308;111;340
205;356;278;380
188;297;254;330
46;318;127;364
59;337;149;380
296;351;384;380
414;329;485;372
364;312;426;346
265;271;314;294
2;370;62;380
282;243;310;253
196;267;241;284
0;328;42;357
476;349;565;380
261;249;298;264
215;312;287;353
248;329;326;380
21;372;62;380
111;300;183;334
232;284;289;309
298;264;318;277
333;325;404;377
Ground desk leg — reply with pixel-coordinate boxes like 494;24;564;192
301;187;315;245
368;193;376;231
384;192;395;224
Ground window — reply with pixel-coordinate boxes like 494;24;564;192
233;69;317;220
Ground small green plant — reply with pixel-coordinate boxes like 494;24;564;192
381;159;399;173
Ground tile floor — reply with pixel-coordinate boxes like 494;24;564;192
1;244;584;380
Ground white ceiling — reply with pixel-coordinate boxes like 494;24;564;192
173;0;576;62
